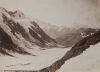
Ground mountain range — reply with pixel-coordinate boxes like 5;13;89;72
0;7;56;56
36;20;98;47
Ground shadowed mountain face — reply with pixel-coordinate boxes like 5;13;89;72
0;27;31;56
0;7;56;56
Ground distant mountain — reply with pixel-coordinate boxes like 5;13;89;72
56;28;98;47
35;20;71;39
0;7;56;56
35;20;98;48
36;20;98;47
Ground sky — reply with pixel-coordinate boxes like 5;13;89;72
0;0;100;28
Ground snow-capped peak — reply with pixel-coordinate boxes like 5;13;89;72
0;7;6;11
8;10;25;19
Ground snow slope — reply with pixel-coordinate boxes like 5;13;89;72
57;43;100;72
0;48;70;70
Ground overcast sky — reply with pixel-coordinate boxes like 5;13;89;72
0;0;100;28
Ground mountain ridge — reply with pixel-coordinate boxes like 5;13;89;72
0;7;57;56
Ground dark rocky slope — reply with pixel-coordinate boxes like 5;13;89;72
0;27;31;56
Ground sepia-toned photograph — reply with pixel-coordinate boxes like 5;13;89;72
0;0;100;72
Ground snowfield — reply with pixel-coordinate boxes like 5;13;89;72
0;47;71;70
57;43;100;72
